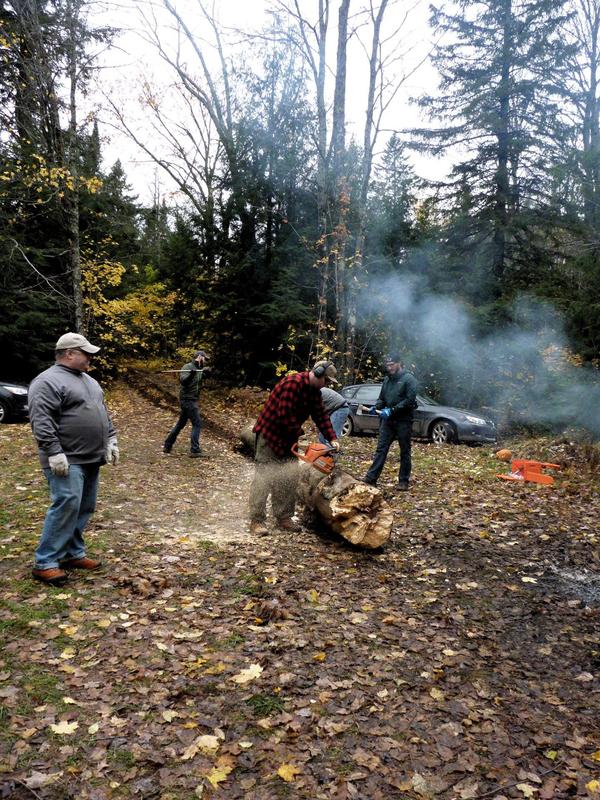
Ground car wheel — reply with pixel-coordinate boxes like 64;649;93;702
0;401;8;424
341;416;354;437
430;420;456;444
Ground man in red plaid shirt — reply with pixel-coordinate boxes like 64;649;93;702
249;361;340;535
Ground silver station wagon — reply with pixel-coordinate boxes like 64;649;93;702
340;383;497;445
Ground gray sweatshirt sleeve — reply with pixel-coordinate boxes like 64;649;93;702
104;399;117;440
28;378;64;457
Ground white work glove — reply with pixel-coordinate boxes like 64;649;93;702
106;437;120;466
48;453;69;477
330;440;340;453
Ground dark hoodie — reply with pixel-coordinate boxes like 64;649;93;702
376;369;418;420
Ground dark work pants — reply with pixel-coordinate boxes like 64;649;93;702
365;417;413;484
164;400;202;453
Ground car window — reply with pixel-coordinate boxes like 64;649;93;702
418;394;439;405
355;386;381;403
341;387;358;399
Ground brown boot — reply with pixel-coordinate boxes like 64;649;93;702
276;517;301;532
249;520;269;537
32;567;68;586
60;557;102;570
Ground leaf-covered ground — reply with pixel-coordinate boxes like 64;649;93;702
1;378;599;800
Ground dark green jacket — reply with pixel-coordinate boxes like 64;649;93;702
376;369;418;420
179;361;204;401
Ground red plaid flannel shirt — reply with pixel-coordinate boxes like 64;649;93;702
253;371;337;458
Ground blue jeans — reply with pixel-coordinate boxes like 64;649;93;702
365;417;413;484
318;406;350;444
35;464;100;569
164;400;202;452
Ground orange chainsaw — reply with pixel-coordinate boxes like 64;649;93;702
291;442;336;475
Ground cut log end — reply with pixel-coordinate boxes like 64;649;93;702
297;465;392;549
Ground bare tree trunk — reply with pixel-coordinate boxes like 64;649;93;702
492;0;512;293
344;0;389;379
579;0;600;234
330;0;350;178
66;0;83;332
329;0;350;367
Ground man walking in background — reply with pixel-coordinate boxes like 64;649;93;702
163;350;209;457
363;354;417;491
249;361;340;536
28;332;119;586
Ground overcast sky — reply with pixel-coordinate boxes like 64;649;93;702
91;0;442;204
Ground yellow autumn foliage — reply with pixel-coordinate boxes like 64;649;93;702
81;252;178;370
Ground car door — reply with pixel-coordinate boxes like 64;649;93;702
413;396;425;436
353;385;382;433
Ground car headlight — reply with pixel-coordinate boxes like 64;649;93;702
464;414;486;425
5;386;28;396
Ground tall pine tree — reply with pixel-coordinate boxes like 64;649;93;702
414;0;573;299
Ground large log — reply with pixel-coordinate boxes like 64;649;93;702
296;463;392;549
240;423;392;548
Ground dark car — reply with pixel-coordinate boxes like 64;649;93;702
340;383;496;444
0;381;29;423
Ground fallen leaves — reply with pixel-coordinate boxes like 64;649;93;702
24;771;63;789
231;663;263;684
278;763;301;782
181;734;221;760
49;720;79;735
516;783;537;798
1;385;598;800
206;756;234;788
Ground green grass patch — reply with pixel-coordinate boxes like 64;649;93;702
234;573;265;598
197;539;220;550
0;598;65;636
245;693;285;717
18;664;63;709
109;748;136;768
220;632;244;649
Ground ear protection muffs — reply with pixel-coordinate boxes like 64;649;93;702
313;361;333;378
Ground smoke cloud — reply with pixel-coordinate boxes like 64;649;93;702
357;274;600;437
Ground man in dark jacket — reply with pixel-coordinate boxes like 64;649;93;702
163;351;208;457
363;354;417;491
28;332;119;586
249;361;340;535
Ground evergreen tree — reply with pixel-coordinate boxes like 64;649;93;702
366;134;418;270
414;0;574;298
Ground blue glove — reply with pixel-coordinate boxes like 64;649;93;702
379;407;392;419
368;407;378;416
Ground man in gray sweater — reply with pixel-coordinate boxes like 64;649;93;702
319;386;350;443
28;333;119;585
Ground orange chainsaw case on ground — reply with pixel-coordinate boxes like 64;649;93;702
497;459;561;486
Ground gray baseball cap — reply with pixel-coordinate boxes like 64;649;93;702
55;332;100;354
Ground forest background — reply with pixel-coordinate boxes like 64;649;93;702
1;0;600;437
